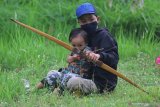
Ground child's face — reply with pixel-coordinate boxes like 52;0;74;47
78;14;99;26
71;35;86;51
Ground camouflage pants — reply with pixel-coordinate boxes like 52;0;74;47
41;70;80;90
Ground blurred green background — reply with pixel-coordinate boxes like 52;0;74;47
0;0;160;71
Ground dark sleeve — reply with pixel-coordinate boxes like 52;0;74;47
98;31;119;69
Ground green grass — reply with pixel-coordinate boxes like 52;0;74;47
0;53;159;107
0;0;160;38
0;0;160;106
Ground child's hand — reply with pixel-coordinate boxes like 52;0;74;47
67;54;80;63
85;51;100;62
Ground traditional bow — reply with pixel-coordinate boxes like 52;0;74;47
10;19;149;95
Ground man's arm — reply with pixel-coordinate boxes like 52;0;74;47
98;33;119;66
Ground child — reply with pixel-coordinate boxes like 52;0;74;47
36;28;94;92
67;2;119;93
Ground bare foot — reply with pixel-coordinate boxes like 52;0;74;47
36;82;44;89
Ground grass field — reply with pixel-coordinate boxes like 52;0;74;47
0;52;160;107
0;0;160;107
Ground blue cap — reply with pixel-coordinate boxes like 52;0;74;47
76;3;96;18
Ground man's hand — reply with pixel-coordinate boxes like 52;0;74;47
85;51;100;62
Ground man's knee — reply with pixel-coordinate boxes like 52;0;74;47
67;77;97;94
67;77;81;90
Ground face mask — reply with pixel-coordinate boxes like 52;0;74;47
81;21;98;36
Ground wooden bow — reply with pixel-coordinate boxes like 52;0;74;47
10;19;149;95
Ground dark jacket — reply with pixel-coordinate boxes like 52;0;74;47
88;28;119;93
